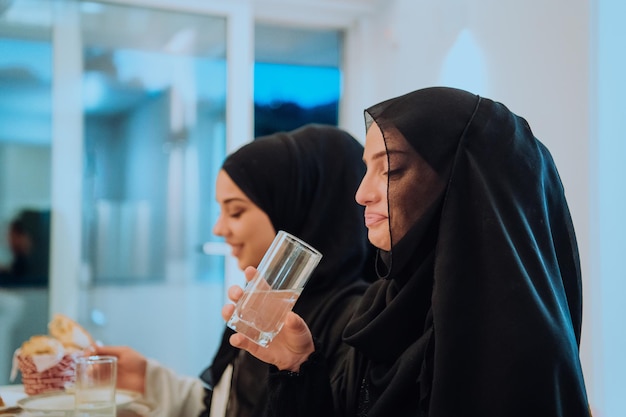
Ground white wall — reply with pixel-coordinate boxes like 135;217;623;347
593;1;626;417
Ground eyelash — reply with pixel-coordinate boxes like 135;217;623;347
385;169;403;177
229;211;243;219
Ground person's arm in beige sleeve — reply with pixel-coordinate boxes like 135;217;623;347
93;345;205;417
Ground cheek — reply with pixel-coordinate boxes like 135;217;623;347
389;208;412;245
245;218;276;267
388;180;422;245
247;238;268;266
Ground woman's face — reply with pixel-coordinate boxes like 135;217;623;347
356;121;422;251
213;170;276;270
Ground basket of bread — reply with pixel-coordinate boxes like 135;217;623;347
10;314;94;395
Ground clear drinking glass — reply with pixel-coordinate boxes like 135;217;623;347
74;355;117;417
227;231;322;347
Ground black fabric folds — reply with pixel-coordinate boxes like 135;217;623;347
339;87;590;416
199;124;374;417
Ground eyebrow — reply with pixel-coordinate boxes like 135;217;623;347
369;149;409;161
219;197;249;205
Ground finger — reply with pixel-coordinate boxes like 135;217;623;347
93;345;120;356
222;304;235;321
244;266;257;282
229;333;259;355
227;285;244;302
242;267;271;291
282;313;314;353
285;313;308;334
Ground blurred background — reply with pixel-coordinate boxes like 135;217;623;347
0;0;623;416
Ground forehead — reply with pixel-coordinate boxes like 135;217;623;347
215;170;250;203
364;121;413;159
363;122;385;158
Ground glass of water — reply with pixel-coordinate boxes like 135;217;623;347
227;230;322;347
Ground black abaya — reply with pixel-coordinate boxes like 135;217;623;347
267;87;590;417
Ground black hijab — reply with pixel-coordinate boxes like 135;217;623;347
342;87;589;416
200;124;374;416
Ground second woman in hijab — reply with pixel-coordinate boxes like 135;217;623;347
94;124;374;417
200;123;374;417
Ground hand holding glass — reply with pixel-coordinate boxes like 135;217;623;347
227;231;322;347
74;355;117;417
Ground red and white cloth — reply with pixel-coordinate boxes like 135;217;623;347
11;349;81;395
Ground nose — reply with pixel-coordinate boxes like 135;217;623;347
213;214;227;237
355;173;374;207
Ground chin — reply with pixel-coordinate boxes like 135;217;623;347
368;231;390;251
236;258;248;271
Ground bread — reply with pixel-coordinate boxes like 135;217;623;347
14;314;94;395
48;313;94;351
0;393;4;407
20;335;64;356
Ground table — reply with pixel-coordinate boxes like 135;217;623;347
0;385;157;416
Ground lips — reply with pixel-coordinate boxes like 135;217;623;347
229;243;243;258
364;213;387;227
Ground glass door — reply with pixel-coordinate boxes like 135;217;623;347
0;0;54;384
0;0;244;380
76;2;228;376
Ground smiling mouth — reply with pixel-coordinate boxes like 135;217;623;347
229;244;243;257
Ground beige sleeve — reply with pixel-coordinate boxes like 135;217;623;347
144;359;206;417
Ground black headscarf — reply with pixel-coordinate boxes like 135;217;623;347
342;87;590;416
200;124;375;417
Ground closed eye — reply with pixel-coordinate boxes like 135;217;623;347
385;168;405;178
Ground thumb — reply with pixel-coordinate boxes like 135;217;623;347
284;313;308;335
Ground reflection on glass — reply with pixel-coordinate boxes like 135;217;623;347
0;36;52;287
0;0;53;385
80;4;227;285
0;209;50;286
74;2;229;377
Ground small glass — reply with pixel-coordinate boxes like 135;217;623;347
74;355;117;417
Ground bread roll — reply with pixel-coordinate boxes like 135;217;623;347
20;335;64;357
48;313;94;350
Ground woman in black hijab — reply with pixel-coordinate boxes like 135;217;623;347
223;87;591;416
200;124;375;417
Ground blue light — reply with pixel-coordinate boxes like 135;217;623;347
254;63;340;108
